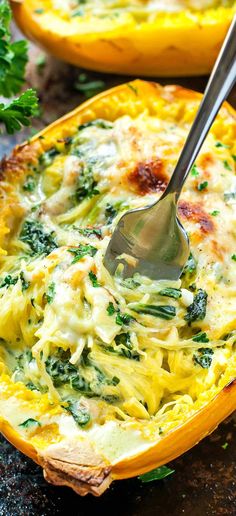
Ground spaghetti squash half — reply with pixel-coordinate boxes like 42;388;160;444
0;80;236;496
11;0;236;76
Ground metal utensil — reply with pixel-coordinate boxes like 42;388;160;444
104;16;236;281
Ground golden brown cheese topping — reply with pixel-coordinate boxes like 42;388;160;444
0;90;236;466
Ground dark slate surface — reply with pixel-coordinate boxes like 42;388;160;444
1;26;236;516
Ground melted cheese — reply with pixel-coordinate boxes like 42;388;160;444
0;88;236;463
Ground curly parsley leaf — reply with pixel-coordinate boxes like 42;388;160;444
0;89;39;134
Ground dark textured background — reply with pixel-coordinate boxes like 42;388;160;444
1;27;236;516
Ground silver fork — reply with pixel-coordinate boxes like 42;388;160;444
104;16;236;281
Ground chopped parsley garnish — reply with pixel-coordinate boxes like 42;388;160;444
191;164;199;177
88;271;100;288
210;210;220;216
231;254;236;261
197;181;208;191
20;220;58;256
19;418;41;429
185;289;208;323
158;288;182;299
223;160;232;171
193;347;214;368
23;175;36;192
107;302;116;316
46;282;56;304
192;332;209;343
0;1;39;134
129;303;176;320
138;465;175;483
0;274;18;289
68;244;97;264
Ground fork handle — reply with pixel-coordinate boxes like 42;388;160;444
165;15;236;199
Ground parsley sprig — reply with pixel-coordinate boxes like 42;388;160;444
0;0;39;134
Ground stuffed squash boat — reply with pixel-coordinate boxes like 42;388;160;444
0;80;236;496
11;0;236;76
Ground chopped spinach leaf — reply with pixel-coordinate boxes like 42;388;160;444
78;119;113;131
121;277;141;289
185;289;208;323
23;175;36;192
20;271;30;291
20;220;57;256
114;332;140;360
88;271;100;288
105;203;118;224
193;347;214;368
107;302;116;316
192;332;209;343
129;303;176;320
138;465;175;483
68;244;97;263
66;401;90;427
159;288;182;299
75;227;102;238
46;282;56;304
115;312;134;326
182;252;197;278
75;163;99;203
38;148;59;168
19;418;41;429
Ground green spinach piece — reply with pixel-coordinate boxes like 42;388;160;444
20;271;30;291
129;303;176;320
68;244;97;264
193;347;214;368
78;119;113;131
185;289;208;323
75;164;99;203
66;401;90;427
181;252;197;278
19;418;41;429
38;147;59;168
46;282;56;304
159;288;182;299
88;271;100;288
20;220;57;256
192;332;209;343
76;227;102;238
